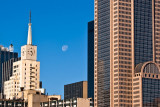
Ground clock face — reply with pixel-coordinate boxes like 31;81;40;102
27;47;35;56
21;48;25;56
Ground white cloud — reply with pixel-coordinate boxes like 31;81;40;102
62;45;68;52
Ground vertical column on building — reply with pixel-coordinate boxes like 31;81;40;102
110;0;114;106
111;0;133;106
154;0;160;66
133;75;142;106
111;0;119;106
131;0;135;106
94;0;98;106
119;0;132;106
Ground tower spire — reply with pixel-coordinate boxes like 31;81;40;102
29;10;31;23
27;11;32;45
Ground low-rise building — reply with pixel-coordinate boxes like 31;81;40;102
64;81;87;100
40;98;94;107
0;99;27;107
133;61;160;107
19;90;61;107
0;89;61;107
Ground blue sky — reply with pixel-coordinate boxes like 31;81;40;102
0;0;94;97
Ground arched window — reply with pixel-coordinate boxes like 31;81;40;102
143;63;159;74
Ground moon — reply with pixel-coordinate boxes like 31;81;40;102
62;45;68;52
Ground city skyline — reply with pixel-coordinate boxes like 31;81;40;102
2;0;160;106
0;0;94;97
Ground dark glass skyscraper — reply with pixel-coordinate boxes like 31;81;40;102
0;46;18;92
134;0;153;66
142;78;160;106
87;21;94;99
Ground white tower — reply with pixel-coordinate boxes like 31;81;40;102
4;11;40;100
21;11;37;61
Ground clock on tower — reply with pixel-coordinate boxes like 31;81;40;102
21;11;37;61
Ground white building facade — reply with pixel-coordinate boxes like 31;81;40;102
4;12;40;99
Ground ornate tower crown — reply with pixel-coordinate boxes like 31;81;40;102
21;11;37;61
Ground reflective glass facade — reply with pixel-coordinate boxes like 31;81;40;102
134;0;153;66
97;0;110;106
64;81;87;100
0;48;18;92
87;21;94;99
142;78;160;107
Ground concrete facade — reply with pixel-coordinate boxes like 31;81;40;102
1;57;20;97
40;98;93;107
0;99;27;107
0;90;61;107
18;90;61;107
4;59;40;99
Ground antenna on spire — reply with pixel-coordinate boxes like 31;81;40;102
27;10;32;45
29;10;31;23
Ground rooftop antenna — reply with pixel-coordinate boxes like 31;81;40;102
27;10;32;45
29;10;31;23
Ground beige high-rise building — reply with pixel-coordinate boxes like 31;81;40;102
4;12;40;99
94;0;160;107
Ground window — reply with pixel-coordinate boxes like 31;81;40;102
145;74;147;77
